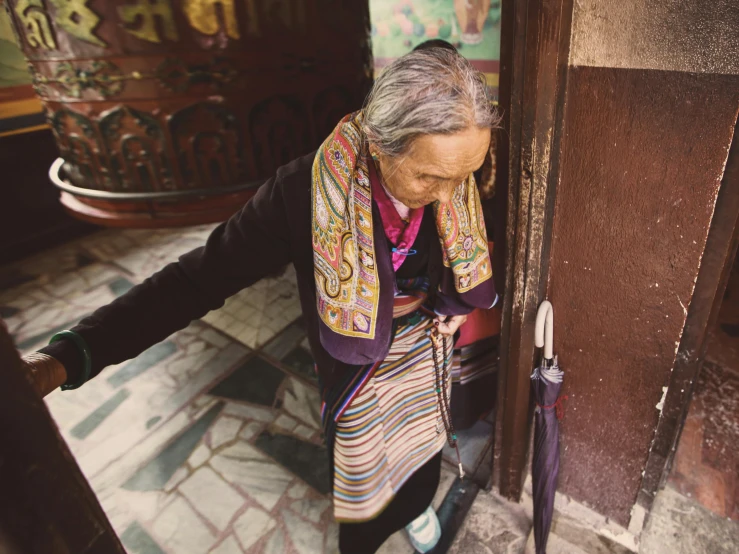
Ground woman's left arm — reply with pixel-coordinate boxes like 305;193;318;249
37;171;294;387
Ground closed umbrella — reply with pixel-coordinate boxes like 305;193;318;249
531;300;566;554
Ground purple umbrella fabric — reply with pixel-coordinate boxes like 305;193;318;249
531;356;565;554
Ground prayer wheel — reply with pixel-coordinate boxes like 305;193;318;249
6;0;372;227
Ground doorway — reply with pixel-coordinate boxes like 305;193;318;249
669;253;739;520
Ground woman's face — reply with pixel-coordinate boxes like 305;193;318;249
374;126;491;209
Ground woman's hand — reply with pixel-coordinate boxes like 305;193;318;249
434;314;468;337
21;353;67;398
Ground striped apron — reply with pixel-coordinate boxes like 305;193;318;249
324;278;453;522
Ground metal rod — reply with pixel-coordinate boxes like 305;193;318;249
48;158;262;202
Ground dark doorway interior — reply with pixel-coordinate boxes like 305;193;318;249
670;253;739;521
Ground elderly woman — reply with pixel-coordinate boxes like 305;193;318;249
23;47;499;554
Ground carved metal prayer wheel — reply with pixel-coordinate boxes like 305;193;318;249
6;0;372;227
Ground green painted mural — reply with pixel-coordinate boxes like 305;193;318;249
369;0;501;99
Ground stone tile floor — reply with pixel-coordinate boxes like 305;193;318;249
452;481;739;554
3;225;739;553
1;225;487;554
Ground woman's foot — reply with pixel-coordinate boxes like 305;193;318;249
405;506;441;553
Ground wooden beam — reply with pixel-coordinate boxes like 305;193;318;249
495;0;574;499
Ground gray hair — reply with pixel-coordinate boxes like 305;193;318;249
363;48;500;157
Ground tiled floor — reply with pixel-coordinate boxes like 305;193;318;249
1;225;488;554
669;255;739;521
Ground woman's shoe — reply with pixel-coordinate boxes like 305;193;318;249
405;505;441;553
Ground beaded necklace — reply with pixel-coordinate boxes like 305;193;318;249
430;330;465;478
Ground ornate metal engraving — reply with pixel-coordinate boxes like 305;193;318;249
169;101;245;189
156;58;238;92
118;0;178;43
14;0;57;49
47;61;124;98
99;105;173;192
183;0;240;39
48;0;105;47
249;95;308;177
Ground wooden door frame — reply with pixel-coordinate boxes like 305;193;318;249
637;117;739;513
492;0;575;499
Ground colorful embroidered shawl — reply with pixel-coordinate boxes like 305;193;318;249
312;111;492;340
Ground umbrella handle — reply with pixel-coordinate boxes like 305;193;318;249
535;300;554;360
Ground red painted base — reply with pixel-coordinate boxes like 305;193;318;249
59;190;258;229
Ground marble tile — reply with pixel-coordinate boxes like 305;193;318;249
376;529;414;554
289;497;331;524
154;342;249;411
209;356;286;407
90;411;192;494
201;327;233;349
288;482;309;500
282;509;324;554
120;520;166;554
0;267;37;291
209;416;243;449
112;489;177;523
164;466;190;493
186;340;207;355
210;441;293;511
108;276;135;297
15;314;91;351
281;377;321;430
209;535;244;554
70;388;131;440
123;402;224;491
262;320;306;361
263;529;286;554
233;507;277;550
641;486;739;554
188;444;211;469
448;488;532;554
107;341;178;388
179;467;245;531
444;419;493;473
281;347;318;384
239;421;264;441
274;414;298;432
70;340;247;481
254;431;330;495
324;522;339;554
434;463;459;511
293;425;315;441
202;267;300;350
223;402;276;423
152;496;216;554
75;252;96;267
0;305;19;318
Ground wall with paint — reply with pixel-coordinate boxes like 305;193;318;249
546;0;739;527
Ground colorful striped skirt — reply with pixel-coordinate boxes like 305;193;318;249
331;308;453;522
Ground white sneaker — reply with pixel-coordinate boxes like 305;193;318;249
405;506;441;553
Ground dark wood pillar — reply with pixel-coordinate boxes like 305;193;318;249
0;323;125;553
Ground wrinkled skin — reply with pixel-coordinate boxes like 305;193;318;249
372;126;491;336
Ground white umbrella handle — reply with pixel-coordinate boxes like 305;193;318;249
535;300;554;360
